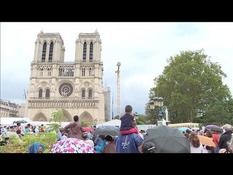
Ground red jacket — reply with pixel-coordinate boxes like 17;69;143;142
212;133;220;146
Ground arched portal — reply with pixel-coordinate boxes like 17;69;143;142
33;112;48;121
79;111;93;124
61;109;73;122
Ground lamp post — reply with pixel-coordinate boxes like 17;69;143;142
149;97;170;126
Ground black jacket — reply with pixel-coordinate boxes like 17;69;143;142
218;130;232;149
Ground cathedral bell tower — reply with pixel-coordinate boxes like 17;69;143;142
33;31;65;63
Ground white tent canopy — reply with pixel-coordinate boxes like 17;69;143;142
97;119;121;128
0;117;70;127
0;117;32;125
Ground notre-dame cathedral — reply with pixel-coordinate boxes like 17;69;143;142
25;31;111;124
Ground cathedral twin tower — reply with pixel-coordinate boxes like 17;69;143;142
26;31;111;123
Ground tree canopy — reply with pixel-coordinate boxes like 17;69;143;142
147;49;233;124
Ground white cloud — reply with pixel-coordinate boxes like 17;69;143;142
1;22;233;114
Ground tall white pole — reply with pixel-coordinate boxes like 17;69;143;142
115;62;121;117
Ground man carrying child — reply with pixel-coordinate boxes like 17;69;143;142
115;105;144;153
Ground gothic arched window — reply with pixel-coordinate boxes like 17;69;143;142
89;68;92;76
42;42;47;62
83;42;87;62
82;68;85;76
39;88;43;98
89;42;93;62
45;89;50;98
49;42;53;62
82;89;85;99
88;88;93;99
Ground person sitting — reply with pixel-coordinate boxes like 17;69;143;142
64;115;83;139
103;135;116;153
120;105;138;135
94;135;106;153
28;142;45;153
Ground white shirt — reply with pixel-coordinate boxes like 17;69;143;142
190;144;208;153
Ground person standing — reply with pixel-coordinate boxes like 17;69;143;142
115;133;143;153
115;105;144;153
64;115;83;139
189;133;208;153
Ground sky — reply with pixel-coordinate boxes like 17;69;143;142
1;22;233;115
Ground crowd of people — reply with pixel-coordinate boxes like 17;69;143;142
1;105;233;153
184;125;233;153
0;123;46;139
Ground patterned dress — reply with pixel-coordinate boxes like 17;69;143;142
51;138;94;153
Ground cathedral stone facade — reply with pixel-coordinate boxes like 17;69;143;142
26;31;110;123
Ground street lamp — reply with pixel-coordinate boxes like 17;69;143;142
149;97;170;126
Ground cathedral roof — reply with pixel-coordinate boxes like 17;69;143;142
79;32;100;38
38;32;64;43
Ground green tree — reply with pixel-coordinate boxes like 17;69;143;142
145;105;160;124
48;109;64;132
51;109;64;123
135;114;151;125
148;49;233;124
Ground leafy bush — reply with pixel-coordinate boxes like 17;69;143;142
80;121;92;127
47;123;61;132
0;131;57;153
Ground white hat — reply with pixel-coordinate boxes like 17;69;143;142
222;124;233;131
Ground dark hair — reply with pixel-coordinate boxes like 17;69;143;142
205;130;212;138
82;133;88;140
73;115;79;122
125;105;133;113
105;135;113;142
186;129;191;134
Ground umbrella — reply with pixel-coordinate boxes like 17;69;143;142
205;125;223;133
13;120;28;124
95;125;119;136
51;138;94;153
143;125;190;153
197;135;216;147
